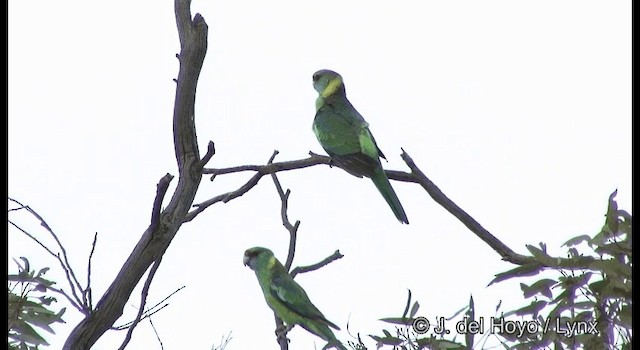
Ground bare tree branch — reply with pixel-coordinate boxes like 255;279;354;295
267;151;301;272
184;151;277;223
199;147;603;270
186;150;418;224
204;151;418;184
268;151;299;350
290;250;344;278
397;149;530;265
62;1;209;348
263;163;344;350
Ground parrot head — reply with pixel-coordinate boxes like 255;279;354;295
313;69;345;98
243;246;274;271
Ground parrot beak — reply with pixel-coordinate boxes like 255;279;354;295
243;255;251;267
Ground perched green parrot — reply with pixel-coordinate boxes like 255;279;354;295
312;69;409;224
243;247;346;350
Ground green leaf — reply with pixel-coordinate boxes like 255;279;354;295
36;267;50;278
369;334;402;346
431;339;466;349
589;279;606;294
595;242;632;257
526;245;558;266
488;263;543;286
618;304;632;329
573;310;594;322
548;300;572;319
520;278;556;299
465;295;475;349
562;235;592;247
589;259;632;279
503;300;547;318
409;301;420;318
19;257;31;273
9;322;49;346
571;301;596;310
445;304;469;320
379;317;413;326
401;289;412;319
605;189;619;233
559;272;593;290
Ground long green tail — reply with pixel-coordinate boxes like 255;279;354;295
371;167;409;224
302;321;347;350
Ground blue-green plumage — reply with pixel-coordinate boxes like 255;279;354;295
312;69;409;224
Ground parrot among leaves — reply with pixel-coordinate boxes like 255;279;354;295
243;247;347;350
312;69;409;224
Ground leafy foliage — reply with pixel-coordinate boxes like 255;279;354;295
490;190;632;349
8;257;66;350
346;290;469;350
351;191;632;350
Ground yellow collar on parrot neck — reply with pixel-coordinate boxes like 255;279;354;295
321;76;343;99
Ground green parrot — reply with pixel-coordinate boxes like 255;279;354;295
312;69;409;224
243;247;346;350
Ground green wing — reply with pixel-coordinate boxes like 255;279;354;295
313;104;361;156
269;269;340;330
313;102;385;178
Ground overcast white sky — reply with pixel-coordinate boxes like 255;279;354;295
8;1;631;349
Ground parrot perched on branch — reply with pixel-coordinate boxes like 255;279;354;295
243;247;346;350
311;69;409;224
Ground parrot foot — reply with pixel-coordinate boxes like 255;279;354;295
275;324;293;342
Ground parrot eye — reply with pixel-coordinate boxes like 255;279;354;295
312;74;320;82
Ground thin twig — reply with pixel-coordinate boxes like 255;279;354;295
8;198;86;309
8;219;58;258
290;250;344;278
113;286;186;330
212;331;233;350
114;305;171;331
7;219;86;312
118;255;164;350
141;286;186;319
149;317;164;350
85;232;98;310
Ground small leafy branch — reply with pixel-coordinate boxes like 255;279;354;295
8;257;66;350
